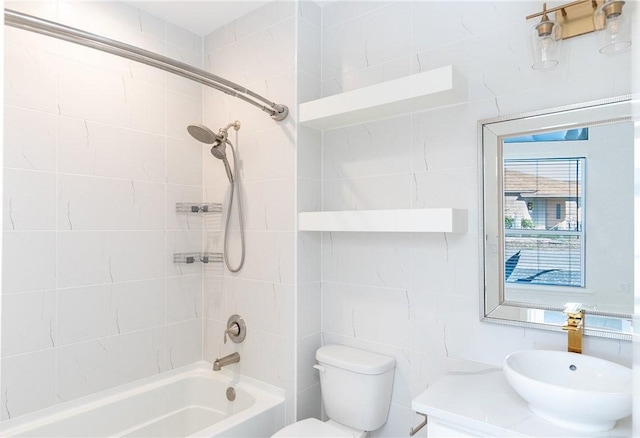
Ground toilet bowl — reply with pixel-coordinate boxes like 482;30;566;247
272;345;396;437
272;418;365;438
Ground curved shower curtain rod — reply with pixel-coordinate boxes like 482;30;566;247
4;9;289;121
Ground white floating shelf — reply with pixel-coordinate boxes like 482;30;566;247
299;208;468;233
299;65;467;129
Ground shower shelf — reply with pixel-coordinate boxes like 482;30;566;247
173;252;223;264
175;202;222;213
299;65;467;129
298;208;467;233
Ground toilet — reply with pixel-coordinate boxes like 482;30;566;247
272;344;396;437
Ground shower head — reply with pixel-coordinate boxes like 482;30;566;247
187;121;241;184
187;124;223;145
211;141;234;183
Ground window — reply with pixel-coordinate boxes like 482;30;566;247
503;158;584;287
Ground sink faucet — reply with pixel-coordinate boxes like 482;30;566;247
562;303;584;354
213;352;240;371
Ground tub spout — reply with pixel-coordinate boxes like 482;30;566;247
213;352;240;371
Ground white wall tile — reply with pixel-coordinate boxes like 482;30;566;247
167;319;202;369
57;1;165;51
56;280;165;346
297;178;321;213
296;383;321;422
322;282;412;349
206;231;294;284
298;71;322;103
167;91;202;141
221;278;294;338
322;55;412;97
233;0;295;43
411;168;478;227
239;178;295;231
167;70;202;98
203;25;233;55
297;233;321;285
322;1;394;30
4;105;57;171
298;19;321;80
322;232;412;289
3;169;56;231
1;350;56;421
322;173;411;211
2;231;56;294
411;101;488;173
57;231;165;288
323;116;412;180
57;175;165;231
297;333;321;392
1;290;56;357
202;318;226;363
4;43;58;114
322;2;410;81
58;117;166;182
167;138;204;186
297;125;322;180
55;328;165;402
208;18;296;85
230;126;296;182
297;282;321;338
203;274;226;322
57;58;165;134
166;274;202;323
166;22;202;54
298;0;321;29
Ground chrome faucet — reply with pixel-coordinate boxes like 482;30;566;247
213;352;240;371
562;303;584;354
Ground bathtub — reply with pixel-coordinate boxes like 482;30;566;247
0;362;285;437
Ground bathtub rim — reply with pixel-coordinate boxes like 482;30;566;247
0;360;286;437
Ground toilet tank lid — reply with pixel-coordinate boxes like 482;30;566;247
316;345;396;375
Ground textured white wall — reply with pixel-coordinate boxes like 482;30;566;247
2;0;204;420
316;1;634;436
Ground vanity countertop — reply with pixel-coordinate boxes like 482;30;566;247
411;367;631;437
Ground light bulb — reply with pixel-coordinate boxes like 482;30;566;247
530;20;562;70
595;0;632;54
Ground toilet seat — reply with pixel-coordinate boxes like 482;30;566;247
272;418;364;437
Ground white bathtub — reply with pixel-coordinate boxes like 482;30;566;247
0;362;285;437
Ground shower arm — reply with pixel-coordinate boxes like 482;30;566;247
4;9;289;122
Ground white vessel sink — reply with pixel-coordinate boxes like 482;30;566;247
503;350;632;432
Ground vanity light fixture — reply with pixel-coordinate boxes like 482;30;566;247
528;3;563;69
526;0;632;69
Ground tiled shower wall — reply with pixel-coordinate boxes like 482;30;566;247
2;1;205;419
200;1;299;423
316;1;633;437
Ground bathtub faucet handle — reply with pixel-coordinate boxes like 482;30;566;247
223;314;246;344
224;322;240;344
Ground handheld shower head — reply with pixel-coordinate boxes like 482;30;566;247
211;141;234;183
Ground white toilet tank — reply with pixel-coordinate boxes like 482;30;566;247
316;345;396;432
